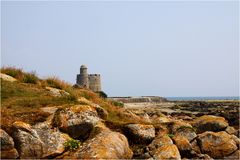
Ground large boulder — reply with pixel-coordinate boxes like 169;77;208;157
0;73;17;82
193;115;229;133
45;86;70;97
0;129;19;159
167;120;193;134
12;121;44;158
148;134;173;155
172;135;191;157
52;105;101;139
153;144;181;160
78;97;108;119
174;125;197;142
148;134;181;159
61;124;133;159
33;122;71;158
124;124;155;144
224;150;240;159
12;121;71;158
197;131;238;158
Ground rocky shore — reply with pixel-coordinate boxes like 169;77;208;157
1;71;239;159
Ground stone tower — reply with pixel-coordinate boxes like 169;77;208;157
76;65;89;88
76;65;102;92
89;74;101;92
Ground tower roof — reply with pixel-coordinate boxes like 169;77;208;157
80;65;87;69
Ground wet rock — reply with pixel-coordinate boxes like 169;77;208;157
12;121;44;158
197;131;238;158
124;124;155;144
0;129;19;159
61;124;133;159
52;105;101;139
193;115;229;133
0;73;17;82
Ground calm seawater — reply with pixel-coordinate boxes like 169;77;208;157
166;96;239;101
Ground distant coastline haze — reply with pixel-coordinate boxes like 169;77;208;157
1;1;239;97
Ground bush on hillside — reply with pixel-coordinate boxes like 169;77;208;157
97;91;108;98
1;67;39;84
22;72;39;84
45;77;71;89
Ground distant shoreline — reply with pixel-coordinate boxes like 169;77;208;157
166;96;239;101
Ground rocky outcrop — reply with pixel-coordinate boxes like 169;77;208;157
193;115;229;133
197;131;238;158
148;134;181;159
172;135;191;157
78;97;108;119
61;124;133;159
167;120;193;134
224;150;240;159
174;125;197;142
0;73;17;82
12;121;70;158
45;86;70;97
124;124;155;144
153;144;181;159
0;129;19;159
52;105;101;139
226;126;237;135
33;122;71;158
12;121;44;158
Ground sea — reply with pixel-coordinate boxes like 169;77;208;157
166;96;239;101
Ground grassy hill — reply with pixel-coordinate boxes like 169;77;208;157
1;67;145;134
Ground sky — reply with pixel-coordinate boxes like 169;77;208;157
1;1;239;97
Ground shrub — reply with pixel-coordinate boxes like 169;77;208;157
1;67;24;80
167;134;174;138
97;91;108;98
112;101;124;107
64;139;80;151
22;72;39;84
45;77;70;89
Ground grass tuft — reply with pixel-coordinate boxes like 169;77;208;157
45;77;71;89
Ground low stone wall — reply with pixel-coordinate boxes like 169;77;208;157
108;96;167;103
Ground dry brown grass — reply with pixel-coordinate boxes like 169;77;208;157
44;77;72;90
1;66;39;84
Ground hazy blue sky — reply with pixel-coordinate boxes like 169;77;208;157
1;1;239;97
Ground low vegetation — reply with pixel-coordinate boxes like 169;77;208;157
64;139;81;151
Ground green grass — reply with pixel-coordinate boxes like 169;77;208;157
64;139;81;151
167;134;175;138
